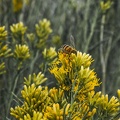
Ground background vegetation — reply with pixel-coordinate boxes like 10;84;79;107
0;0;120;119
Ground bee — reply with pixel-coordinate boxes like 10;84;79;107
59;35;77;55
59;44;77;55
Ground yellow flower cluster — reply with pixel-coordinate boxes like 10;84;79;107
14;44;30;61
42;47;57;61
12;0;23;12
35;19;52;48
71;104;96;120
24;72;47;86
0;26;12;74
10;46;120;119
11;84;49;119
12;0;29;12
49;88;64;103
100;0;113;13
44;103;70;120
49;52;99;100
88;91;119;119
22;111;44;120
13;44;30;70
36;19;52;39
0;44;12;58
0;26;7;40
0;62;6;75
117;89;120;99
51;35;62;47
27;33;35;43
10;22;27;40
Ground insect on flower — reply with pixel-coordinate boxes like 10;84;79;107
58;35;77;55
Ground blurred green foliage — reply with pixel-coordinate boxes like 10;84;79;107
0;0;120;119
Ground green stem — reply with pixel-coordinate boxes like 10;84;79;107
30;50;39;73
83;0;90;43
100;14;106;94
6;69;20;117
84;8;98;52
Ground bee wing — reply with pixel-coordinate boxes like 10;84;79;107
70;35;75;48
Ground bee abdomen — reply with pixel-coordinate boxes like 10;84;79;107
61;44;77;55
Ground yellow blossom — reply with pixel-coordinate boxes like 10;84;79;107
117;89;120;99
100;0;113;13
49;88;64;103
35;19;52;48
12;0;23;12
42;47;57;60
27;33;35;42
90;94;120;118
0;26;12;58
10;44;120;120
44;103;70;120
0;44;12;58
50;47;100;103
10;84;49;119
24;72;47;86
10;22;27;36
36;19;52;39
14;44;30;60
0;62;6;75
0;26;7;40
